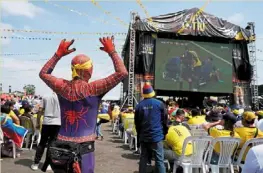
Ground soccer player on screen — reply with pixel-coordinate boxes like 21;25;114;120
164;56;181;81
200;57;223;85
180;50;202;91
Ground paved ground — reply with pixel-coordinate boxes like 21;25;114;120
1;124;140;173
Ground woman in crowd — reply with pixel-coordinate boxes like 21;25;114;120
4;101;20;125
0;105;28;157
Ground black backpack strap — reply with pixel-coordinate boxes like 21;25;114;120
254;128;259;138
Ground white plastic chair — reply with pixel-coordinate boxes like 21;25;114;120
124;123;134;145
207;137;241;173
234;138;263;169
190;128;208;137
173;136;213;173
129;134;138;151
11;140;16;159
112;118;119;133
189;125;202;130
30;130;41;150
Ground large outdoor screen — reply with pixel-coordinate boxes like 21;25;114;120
154;39;233;93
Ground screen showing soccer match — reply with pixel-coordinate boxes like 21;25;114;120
154;39;233;93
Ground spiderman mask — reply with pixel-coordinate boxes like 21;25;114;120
71;54;93;82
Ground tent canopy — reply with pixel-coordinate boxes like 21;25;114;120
122;7;253;56
134;8;251;39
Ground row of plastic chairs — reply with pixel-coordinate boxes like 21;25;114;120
171;136;263;173
112;118;138;151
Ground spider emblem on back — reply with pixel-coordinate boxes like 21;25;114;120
63;106;89;133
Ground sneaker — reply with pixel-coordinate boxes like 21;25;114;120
133;150;140;155
31;164;39;171
46;165;52;171
101;136;104;141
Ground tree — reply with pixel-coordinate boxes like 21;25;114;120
23;84;36;95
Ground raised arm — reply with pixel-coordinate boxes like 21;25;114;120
39;39;76;93
89;37;128;96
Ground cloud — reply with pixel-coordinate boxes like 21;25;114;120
0;22;13;45
1;1;45;18
227;13;245;26
23;25;31;31
0;57;120;99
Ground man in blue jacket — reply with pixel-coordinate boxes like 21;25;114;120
135;82;167;173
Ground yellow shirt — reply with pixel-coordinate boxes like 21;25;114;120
209;127;240;154
234;127;263;161
19;108;25;115
194;58;202;67
187;116;206;125
165;125;192;156
235;127;263;147
8;110;17;120
112;109;120;120
121;112;134;119
98;113;110;121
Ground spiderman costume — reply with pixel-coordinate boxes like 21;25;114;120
39;37;128;173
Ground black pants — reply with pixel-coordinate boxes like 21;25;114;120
34;125;60;164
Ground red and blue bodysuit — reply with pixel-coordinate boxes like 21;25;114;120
39;38;128;173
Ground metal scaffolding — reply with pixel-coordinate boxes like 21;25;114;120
121;12;138;108
247;22;259;109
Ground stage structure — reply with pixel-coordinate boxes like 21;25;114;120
121;8;257;108
247;22;258;108
121;12;138;108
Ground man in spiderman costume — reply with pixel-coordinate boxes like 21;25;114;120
39;36;128;173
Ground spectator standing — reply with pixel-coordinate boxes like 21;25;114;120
31;92;61;171
135;82;167;173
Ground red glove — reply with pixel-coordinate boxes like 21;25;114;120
99;36;115;54
56;39;76;58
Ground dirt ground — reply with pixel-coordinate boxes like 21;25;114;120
1;124;139;173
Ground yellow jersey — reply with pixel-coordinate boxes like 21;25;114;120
165;125;192;156
19;108;25;115
234;127;263;161
209;127;240;154
8;110;17;120
187;116;206;125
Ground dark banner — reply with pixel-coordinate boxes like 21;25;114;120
134;8;251;41
232;42;251;83
136;33;155;79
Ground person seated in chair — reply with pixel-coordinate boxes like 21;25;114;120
203;112;240;164
164;109;192;171
187;109;206;126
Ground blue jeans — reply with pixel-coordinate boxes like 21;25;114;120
96;124;103;137
139;141;165;173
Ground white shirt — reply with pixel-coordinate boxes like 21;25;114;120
41;93;61;125
242;145;263;173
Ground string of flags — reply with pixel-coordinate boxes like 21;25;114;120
45;0;119;27
135;0;158;32
0;36;126;44
90;0;128;27
0;53;39;56
0;28;127;36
